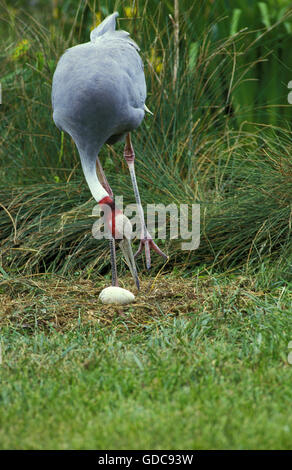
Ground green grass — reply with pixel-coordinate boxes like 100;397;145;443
0;272;292;449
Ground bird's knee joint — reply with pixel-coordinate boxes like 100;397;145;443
124;149;135;163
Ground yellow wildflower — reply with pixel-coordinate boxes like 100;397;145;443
124;5;137;18
156;62;163;74
52;0;59;19
149;47;163;74
11;39;30;61
52;7;59;19
90;12;102;31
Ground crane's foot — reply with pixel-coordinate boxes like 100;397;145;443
135;231;168;270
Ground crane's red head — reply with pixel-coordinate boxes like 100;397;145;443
99;196;123;239
99;196;139;289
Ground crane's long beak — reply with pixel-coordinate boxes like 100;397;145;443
119;238;140;290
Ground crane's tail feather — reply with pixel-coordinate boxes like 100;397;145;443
90;11;119;42
90;12;140;51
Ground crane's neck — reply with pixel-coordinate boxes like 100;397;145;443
79;148;109;203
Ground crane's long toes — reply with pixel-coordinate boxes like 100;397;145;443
135;239;168;268
134;240;151;269
149;239;168;261
134;245;143;259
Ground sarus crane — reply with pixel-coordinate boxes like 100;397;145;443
52;12;167;291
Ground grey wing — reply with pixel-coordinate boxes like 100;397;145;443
100;33;146;110
52;12;147;148
92;12;146;111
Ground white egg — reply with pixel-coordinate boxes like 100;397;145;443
99;286;135;305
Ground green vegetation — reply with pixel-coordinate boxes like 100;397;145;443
1;272;292;449
0;0;292;450
1;0;292;275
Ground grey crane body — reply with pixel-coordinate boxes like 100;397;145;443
53;29;146;154
52;12;146;204
52;12;167;290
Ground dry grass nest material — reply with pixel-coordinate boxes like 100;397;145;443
0;275;203;332
0;273;269;332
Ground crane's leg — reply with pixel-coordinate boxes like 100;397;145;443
109;237;119;287
123;133;168;269
96;157;118;285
